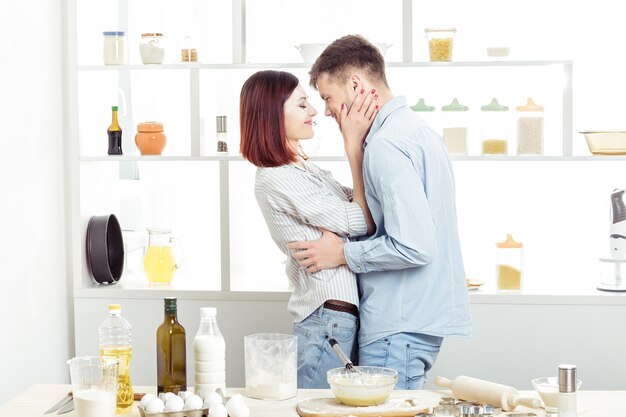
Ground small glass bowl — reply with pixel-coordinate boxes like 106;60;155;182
531;377;582;414
327;366;397;406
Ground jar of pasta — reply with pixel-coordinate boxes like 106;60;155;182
480;98;510;155
425;28;456;61
496;234;523;292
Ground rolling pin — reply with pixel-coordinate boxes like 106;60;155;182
435;375;541;411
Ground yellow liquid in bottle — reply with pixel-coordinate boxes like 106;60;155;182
144;245;176;284
100;346;133;414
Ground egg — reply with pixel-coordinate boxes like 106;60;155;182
140;393;156;408
178;390;193;401
203;391;223;409
226;394;249;417
159;392;176;402
184;394;204;410
227;401;250;417
164;395;185;412
209;403;228;417
145;397;165;413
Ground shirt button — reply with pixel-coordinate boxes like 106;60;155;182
357;266;361;271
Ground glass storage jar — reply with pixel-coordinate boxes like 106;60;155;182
425;28;456;61
480;98;510;155
496;234;523;292
442;98;469;155
516;98;544;155
140;33;165;64
103;31;126;65
180;36;198;62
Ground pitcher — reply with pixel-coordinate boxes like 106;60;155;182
144;228;182;284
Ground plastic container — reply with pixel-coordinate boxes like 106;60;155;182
516;98;544;155
442;98;469;155
481;98;510;155
193;307;226;398
410;98;440;133
135;121;166;155
140;33;165;64
496;234;523;292
99;304;134;413
103;31;126;65
425;28;456;61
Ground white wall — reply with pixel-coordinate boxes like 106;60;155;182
0;0;71;404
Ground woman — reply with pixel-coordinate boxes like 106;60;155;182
239;70;377;388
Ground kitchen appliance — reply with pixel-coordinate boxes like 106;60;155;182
598;188;626;291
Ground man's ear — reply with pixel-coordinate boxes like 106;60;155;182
350;74;362;92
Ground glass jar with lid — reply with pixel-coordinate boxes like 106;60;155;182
441;98;469;155
180;36;198;62
480;98;510;155
425;28;456;61
103;31;126;65
140;33;165;64
516;98;544;155
496;234;523;292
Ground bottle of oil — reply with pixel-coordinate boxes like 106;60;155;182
99;304;133;414
108;105;123;155
157;297;187;394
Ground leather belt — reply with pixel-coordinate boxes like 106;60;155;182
323;301;359;318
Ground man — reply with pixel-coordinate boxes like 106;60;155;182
287;35;472;389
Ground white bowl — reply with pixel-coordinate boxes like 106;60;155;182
294;42;393;63
531;377;582;410
486;46;510;57
580;131;626;155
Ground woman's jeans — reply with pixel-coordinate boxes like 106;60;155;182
359;332;443;389
293;305;358;388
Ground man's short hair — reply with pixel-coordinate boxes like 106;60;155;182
309;34;388;89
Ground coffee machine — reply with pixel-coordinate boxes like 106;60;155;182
598;189;626;291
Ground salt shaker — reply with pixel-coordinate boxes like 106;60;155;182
558;364;578;417
216;116;228;153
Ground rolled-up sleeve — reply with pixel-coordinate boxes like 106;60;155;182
345;138;437;272
262;170;367;238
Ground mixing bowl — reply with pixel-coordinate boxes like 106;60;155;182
531;377;582;413
327;366;397;406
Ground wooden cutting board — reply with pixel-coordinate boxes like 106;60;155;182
296;397;429;417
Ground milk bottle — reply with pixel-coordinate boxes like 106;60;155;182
193;307;226;398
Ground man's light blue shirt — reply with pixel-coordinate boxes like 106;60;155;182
344;96;472;346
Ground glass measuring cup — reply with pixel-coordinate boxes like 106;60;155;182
67;356;118;417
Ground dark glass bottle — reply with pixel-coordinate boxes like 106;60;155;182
156;297;187;394
107;105;123;155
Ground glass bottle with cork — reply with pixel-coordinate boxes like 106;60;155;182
156;297;187;394
496;234;523;292
107;105;123;155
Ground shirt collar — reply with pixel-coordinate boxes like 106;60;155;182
364;96;407;146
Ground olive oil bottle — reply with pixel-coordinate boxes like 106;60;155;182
156;297;187;394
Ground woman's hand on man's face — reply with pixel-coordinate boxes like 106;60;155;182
339;88;379;152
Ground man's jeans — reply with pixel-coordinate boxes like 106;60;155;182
359;332;443;389
293;305;358;388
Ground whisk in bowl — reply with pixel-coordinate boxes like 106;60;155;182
328;338;367;376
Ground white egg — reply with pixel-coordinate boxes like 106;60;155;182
178;390;193;401
139;393;156;408
164;395;185;412
203;391;223;409
159;392;176;402
225;393;245;413
184;394;204;410
145;398;165;413
228;401;250;417
209;403;228;417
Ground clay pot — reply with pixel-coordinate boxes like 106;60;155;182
135;121;166;155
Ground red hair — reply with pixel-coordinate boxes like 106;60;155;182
240;70;300;167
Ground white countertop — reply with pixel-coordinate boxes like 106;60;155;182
2;385;625;417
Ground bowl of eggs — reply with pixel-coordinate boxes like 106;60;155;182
327;366;398;407
138;390;250;417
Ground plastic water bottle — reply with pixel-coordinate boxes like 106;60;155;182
193;307;226;398
99;304;133;414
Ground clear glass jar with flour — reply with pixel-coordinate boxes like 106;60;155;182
516;98;544;155
140;33;165;64
441;98;469;155
103;31;126;65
